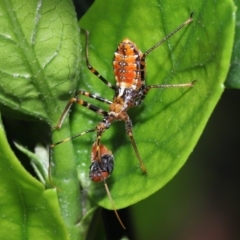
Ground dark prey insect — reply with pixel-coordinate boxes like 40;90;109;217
90;142;125;229
51;12;195;175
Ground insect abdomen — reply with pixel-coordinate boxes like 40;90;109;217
113;39;144;90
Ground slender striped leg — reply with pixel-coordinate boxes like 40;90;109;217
55;90;112;129
133;81;196;171
125;118;147;174
95;131;104;162
52;97;110;146
145;80;196;93
81;29;117;91
139;80;196;104
142;13;193;58
76;91;112;105
50;128;96;148
52;120;108;166
138;13;195;101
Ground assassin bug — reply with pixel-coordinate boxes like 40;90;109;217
51;12;195;229
90;142;126;229
51;13;195;175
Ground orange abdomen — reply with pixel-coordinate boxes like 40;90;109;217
113;39;144;90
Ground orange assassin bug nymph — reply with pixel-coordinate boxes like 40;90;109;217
51;12;195;227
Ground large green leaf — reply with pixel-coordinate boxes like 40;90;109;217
225;0;240;88
0;0;80;123
0;0;236;238
73;0;236;210
0;114;69;239
0;0;83;238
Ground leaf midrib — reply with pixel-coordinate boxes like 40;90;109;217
4;0;58;123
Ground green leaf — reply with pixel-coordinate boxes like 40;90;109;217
73;0;236;210
14;142;49;185
0;0;84;238
0;0;236;238
0;0;80;123
0;114;69;239
225;0;240;88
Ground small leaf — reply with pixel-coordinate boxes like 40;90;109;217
14;142;49;185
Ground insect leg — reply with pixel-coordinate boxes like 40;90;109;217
55;91;111;129
53;99;110;147
95;131;106;162
81;29;117;91
145;80;196;93
137;80;196;103
77;91;112;105
51;128;96;148
143;12;193;58
125;119;147;174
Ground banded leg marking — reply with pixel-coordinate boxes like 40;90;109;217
125;119;147;174
76;99;109;117
145;80;196;93
77;90;112;105
51;129;96;147
55;91;111;129
143;13;193;57
82;29;117;91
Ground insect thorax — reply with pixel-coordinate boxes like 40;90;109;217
114;86;145;109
